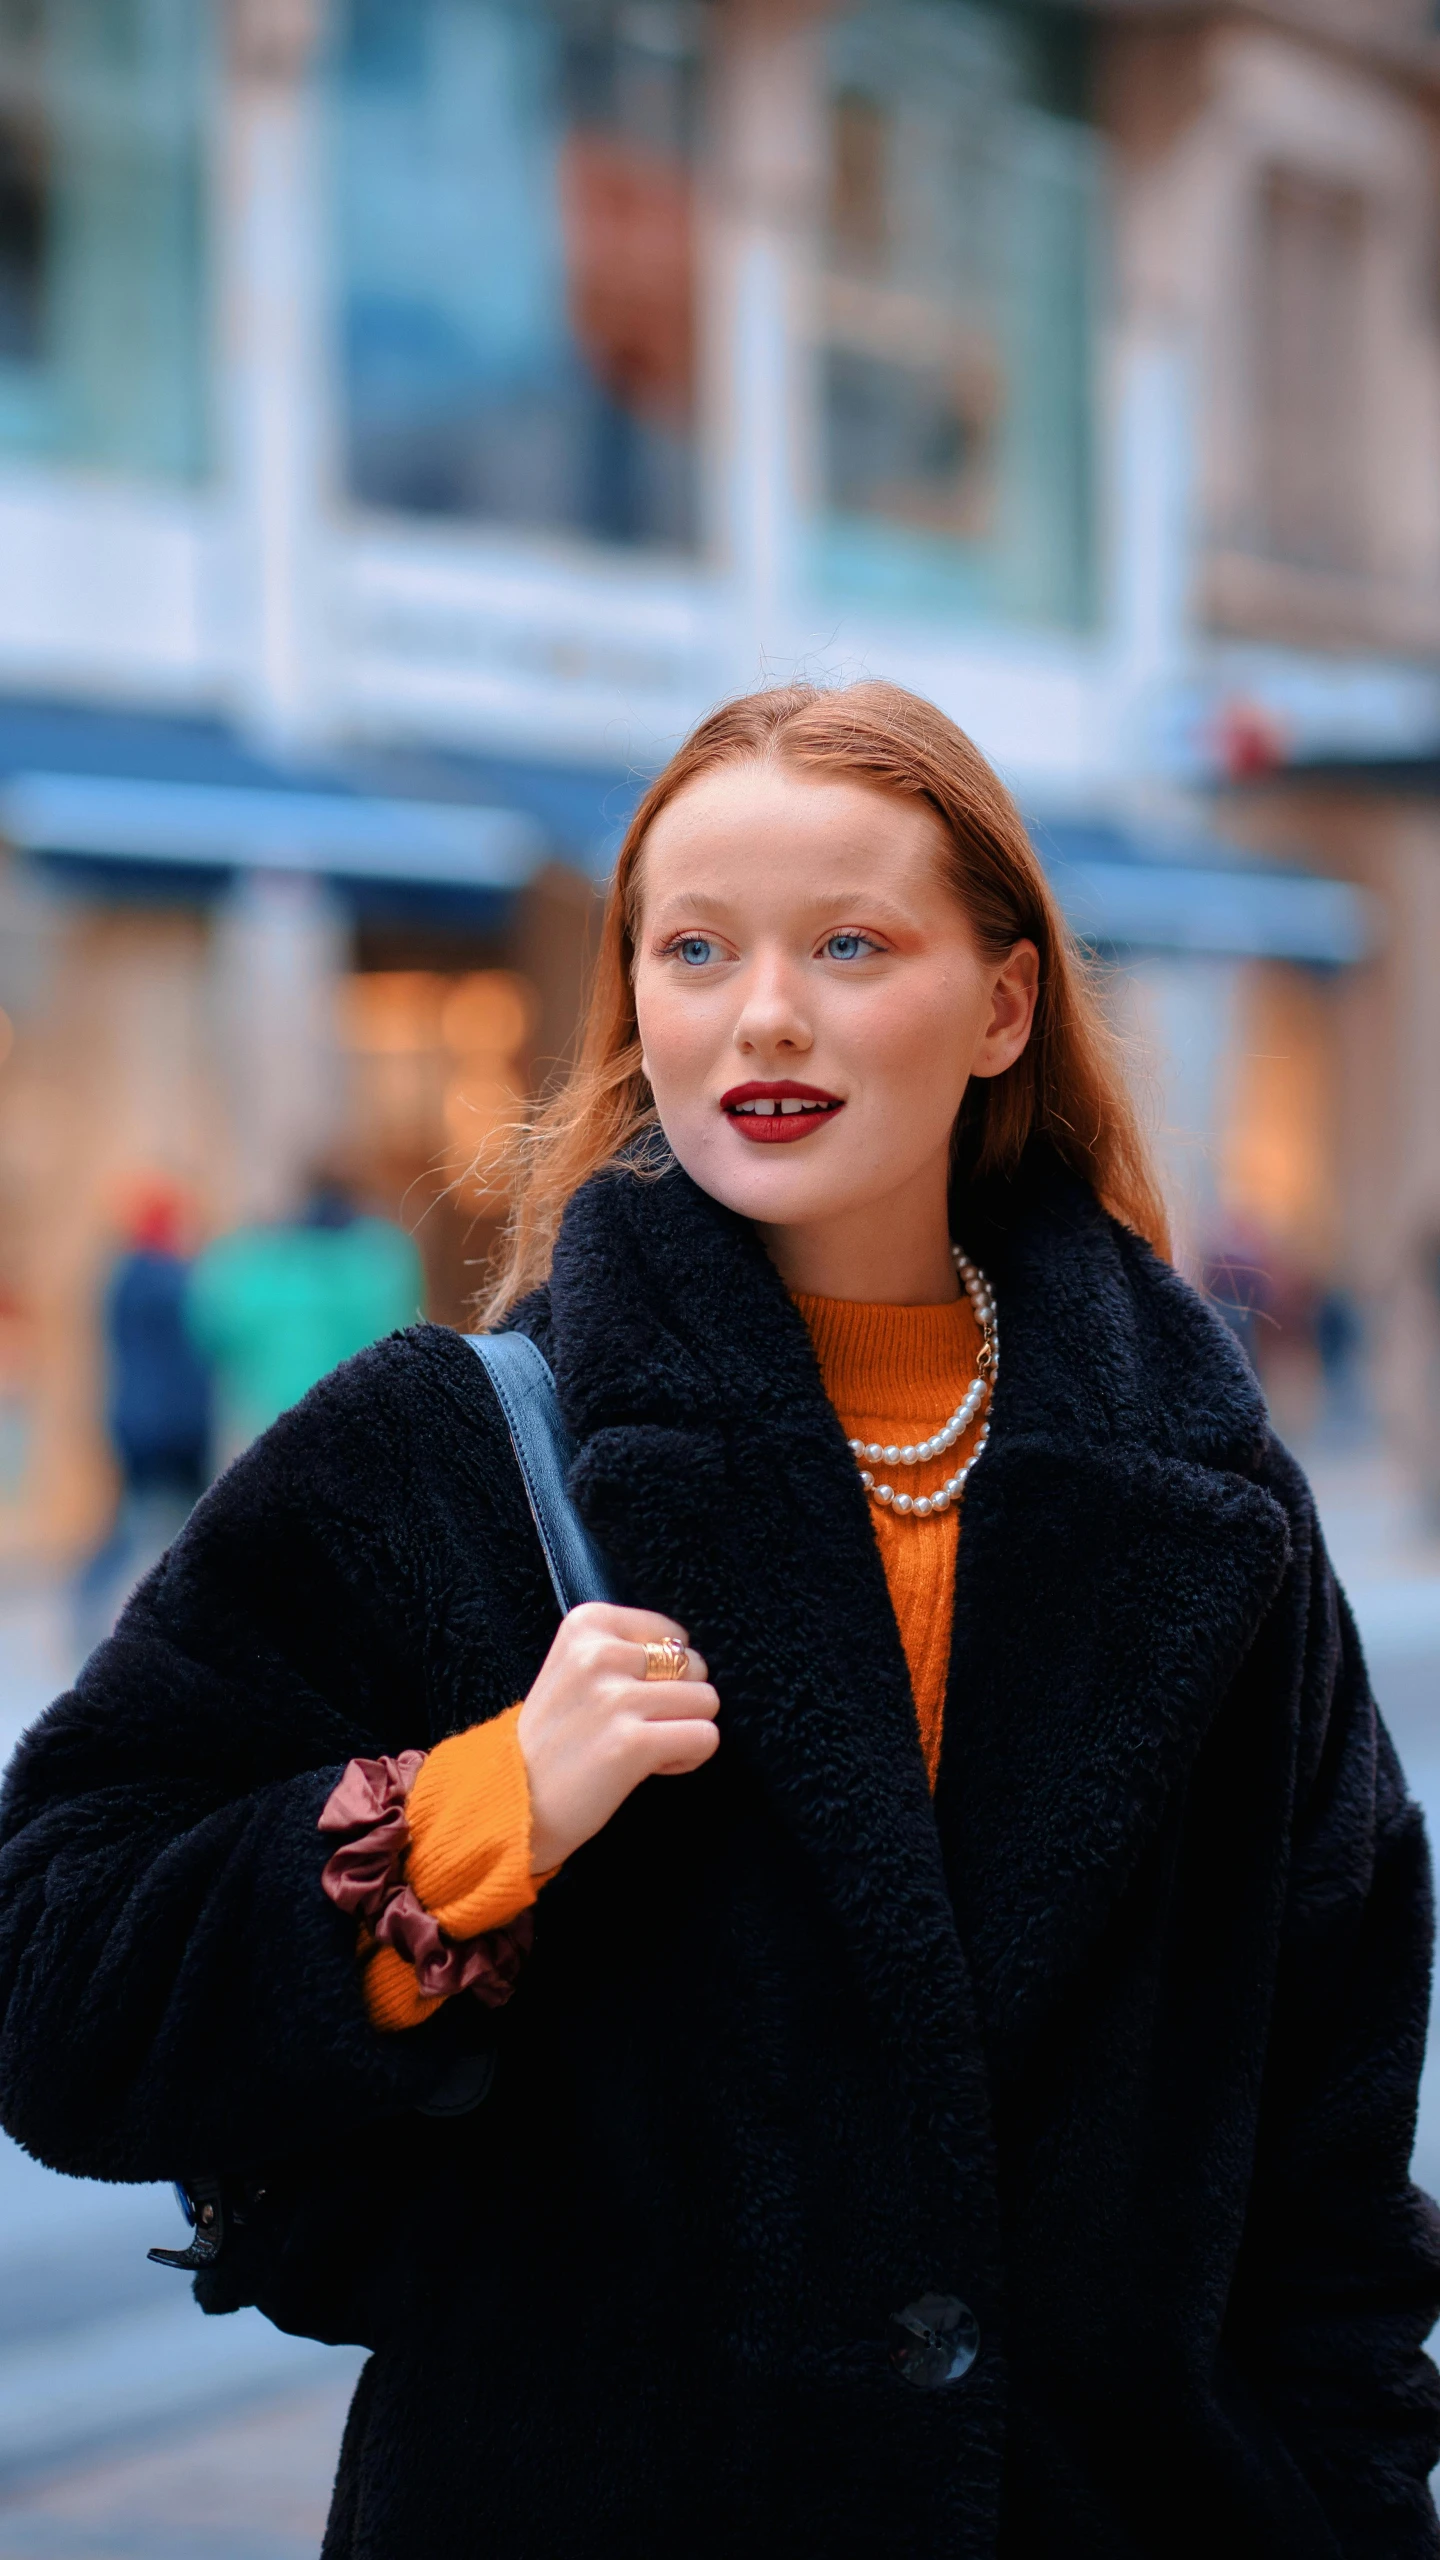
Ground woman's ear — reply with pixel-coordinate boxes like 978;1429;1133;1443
971;940;1039;1080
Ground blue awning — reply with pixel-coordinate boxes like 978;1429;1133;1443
1034;821;1373;966
0;771;543;888
0;697;634;890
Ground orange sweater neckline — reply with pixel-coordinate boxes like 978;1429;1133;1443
791;1290;979;1414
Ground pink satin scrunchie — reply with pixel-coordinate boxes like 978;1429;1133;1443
319;1752;532;2008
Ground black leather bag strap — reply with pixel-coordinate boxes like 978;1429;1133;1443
465;1331;616;1614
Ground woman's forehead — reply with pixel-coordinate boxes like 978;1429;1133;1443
637;763;949;904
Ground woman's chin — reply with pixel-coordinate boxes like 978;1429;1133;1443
668;1124;874;1231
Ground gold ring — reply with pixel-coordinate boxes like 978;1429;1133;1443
642;1639;690;1682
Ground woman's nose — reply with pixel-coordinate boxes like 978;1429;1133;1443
732;959;812;1056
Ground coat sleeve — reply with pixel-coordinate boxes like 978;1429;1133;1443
1237;1460;1440;2552
0;1331;539;2185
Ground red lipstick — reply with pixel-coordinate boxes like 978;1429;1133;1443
719;1080;846;1144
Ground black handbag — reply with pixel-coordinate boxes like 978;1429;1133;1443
147;1329;611;2330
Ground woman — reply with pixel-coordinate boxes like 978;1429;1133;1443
1;682;1436;2558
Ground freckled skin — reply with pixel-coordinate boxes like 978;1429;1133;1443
633;764;1039;1306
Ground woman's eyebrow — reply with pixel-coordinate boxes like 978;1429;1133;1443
644;887;919;930
644;889;744;927
806;890;915;930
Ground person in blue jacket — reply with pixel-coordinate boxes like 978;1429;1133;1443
75;1181;212;1647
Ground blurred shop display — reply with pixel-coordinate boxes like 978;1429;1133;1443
341;964;537;1203
189;1178;423;1464
818;0;1094;626
0;1286;34;1509
336;0;701;545
0;0;208;480
0;0;1436;1557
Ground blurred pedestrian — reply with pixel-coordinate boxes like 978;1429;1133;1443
75;1180;211;1651
187;1173;422;1465
1316;1282;1366;1442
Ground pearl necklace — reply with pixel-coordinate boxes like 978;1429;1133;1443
850;1245;998;1522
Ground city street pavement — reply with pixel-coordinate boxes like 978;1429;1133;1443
0;1447;1435;2553
0;2377;358;2560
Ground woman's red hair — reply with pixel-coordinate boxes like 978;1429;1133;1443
478;679;1168;1319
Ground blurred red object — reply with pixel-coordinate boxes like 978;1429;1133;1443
1215;696;1290;781
115;1177;194;1257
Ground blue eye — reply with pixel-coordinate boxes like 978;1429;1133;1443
675;936;716;966
824;931;873;961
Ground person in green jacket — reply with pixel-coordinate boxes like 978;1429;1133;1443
188;1178;423;1467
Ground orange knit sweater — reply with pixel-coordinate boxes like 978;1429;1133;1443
362;1291;983;2032
794;1289;982;1784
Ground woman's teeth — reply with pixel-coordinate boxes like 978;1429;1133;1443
731;1098;833;1116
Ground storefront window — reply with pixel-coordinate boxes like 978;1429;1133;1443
1253;169;1369;577
332;0;702;550
0;0;209;479
816;0;1097;629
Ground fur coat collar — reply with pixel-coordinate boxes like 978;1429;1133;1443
537;1156;1290;2067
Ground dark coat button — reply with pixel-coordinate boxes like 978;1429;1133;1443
889;2293;980;2388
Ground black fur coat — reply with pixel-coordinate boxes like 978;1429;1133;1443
2;1160;1438;2557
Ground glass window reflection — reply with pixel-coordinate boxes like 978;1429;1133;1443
333;0;702;551
0;0;208;481
817;1;1097;630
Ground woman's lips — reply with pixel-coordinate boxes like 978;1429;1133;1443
720;1081;846;1145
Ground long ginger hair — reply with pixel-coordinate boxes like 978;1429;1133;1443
478;680;1168;1320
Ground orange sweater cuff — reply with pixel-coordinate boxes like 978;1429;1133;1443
405;1701;541;1939
361;1934;447;2034
360;1702;552;2036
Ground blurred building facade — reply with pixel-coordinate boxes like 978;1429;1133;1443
0;0;1435;1557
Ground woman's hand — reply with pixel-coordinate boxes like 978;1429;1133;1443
517;1603;720;1874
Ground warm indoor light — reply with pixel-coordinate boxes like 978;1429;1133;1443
441;972;535;1061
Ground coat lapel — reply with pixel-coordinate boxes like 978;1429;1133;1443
934;1170;1292;2053
544;1159;1291;2091
547;1167;988;2122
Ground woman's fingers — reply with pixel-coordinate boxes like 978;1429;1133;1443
648;1720;722;1778
520;1601;720;1871
564;1600;690;1648
635;1677;718;1723
628;1687;719;1782
559;1605;708;1691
